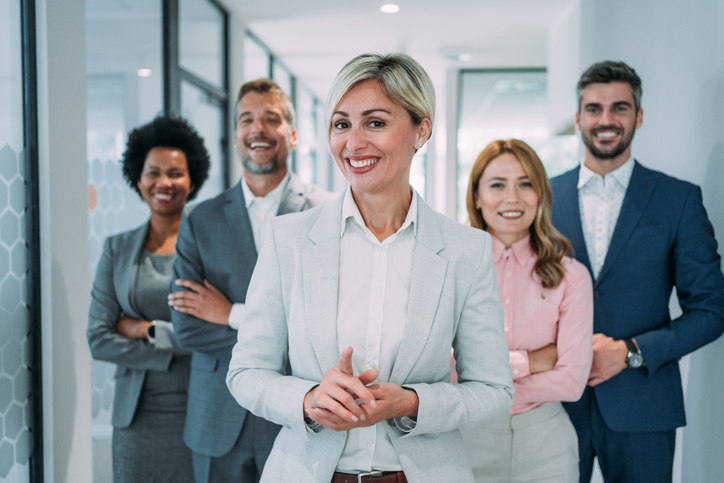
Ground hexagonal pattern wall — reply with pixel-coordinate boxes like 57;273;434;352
0;145;32;481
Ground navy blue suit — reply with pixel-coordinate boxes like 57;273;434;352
551;161;724;481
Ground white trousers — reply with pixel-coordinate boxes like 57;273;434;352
460;402;579;483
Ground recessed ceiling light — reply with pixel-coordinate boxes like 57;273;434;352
380;4;400;14
137;68;152;77
457;53;473;62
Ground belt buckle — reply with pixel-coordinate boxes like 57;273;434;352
357;470;383;483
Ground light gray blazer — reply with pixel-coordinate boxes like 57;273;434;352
87;222;180;428
227;192;514;483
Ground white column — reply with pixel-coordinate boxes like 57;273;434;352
36;0;93;481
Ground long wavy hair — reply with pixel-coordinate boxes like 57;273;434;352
466;139;572;288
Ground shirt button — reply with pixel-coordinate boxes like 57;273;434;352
513;369;519;376
504;298;510;304
505;272;511;277
504;326;509;332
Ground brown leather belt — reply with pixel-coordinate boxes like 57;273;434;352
331;471;407;483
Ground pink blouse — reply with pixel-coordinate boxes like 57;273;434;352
492;235;593;415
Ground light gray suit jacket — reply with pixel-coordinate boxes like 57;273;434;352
172;173;332;457
87;222;181;428
227;192;514;483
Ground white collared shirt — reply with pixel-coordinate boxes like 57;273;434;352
577;157;634;278
227;173;290;329
335;187;417;473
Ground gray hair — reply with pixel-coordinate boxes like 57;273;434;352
325;53;435;137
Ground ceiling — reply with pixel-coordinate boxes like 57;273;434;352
221;0;575;99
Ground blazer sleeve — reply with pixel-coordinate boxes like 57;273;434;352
511;260;593;403
171;212;239;358
405;233;514;436
636;185;724;373
87;237;174;371
226;223;318;440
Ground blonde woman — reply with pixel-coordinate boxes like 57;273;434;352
226;53;513;483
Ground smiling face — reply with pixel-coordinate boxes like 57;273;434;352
329;79;430;198
576;81;643;174
137;147;193;217
234;91;297;175
475;152;539;246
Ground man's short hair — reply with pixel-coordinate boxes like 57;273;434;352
236;78;296;128
577;61;642;112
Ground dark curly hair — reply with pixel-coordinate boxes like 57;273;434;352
121;116;210;200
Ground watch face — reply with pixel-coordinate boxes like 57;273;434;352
627;353;644;368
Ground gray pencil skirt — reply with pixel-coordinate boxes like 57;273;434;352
112;355;193;483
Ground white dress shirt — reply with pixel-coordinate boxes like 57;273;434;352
577;157;634;279
335;187;417;473
227;173;290;329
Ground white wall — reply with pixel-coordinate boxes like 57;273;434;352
547;1;724;481
36;0;93;481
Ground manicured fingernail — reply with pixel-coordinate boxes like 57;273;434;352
360;413;366;421
369;400;377;409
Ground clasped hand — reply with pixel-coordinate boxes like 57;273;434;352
303;346;418;432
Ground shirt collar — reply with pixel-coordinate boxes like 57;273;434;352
491;234;534;267
577;156;634;190
241;172;291;208
340;186;418;239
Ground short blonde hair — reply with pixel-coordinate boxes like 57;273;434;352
325;53;435;137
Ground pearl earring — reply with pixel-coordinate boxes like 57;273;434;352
417;142;423;148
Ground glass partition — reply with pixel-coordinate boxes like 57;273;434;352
179;0;224;89
181;80;225;201
243;34;270;81
0;0;34;481
86;1;163;480
456;69;578;222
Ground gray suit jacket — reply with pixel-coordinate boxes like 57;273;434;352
172;173;332;457
226;193;514;483
87;222;180;428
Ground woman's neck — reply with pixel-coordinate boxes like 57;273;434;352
146;212;182;254
353;187;412;242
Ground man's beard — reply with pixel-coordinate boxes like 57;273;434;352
242;155;284;174
581;127;635;160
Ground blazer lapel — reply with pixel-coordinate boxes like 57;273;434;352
555;167;592;273
303;195;344;373
278;173;307;216
119;222;150;319
596;161;656;283
389;200;447;385
223;183;258;271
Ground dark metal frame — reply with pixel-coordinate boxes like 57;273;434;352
20;0;43;481
163;0;231;187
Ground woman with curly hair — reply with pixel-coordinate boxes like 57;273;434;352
87;116;209;482
461;139;593;483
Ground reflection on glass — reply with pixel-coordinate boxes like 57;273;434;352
0;1;32;481
180;0;224;88
181;81;225;201
456;70;579;222
243;34;270;81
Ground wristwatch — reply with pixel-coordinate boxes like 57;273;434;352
624;338;644;368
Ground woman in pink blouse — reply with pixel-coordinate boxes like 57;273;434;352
460;139;593;482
